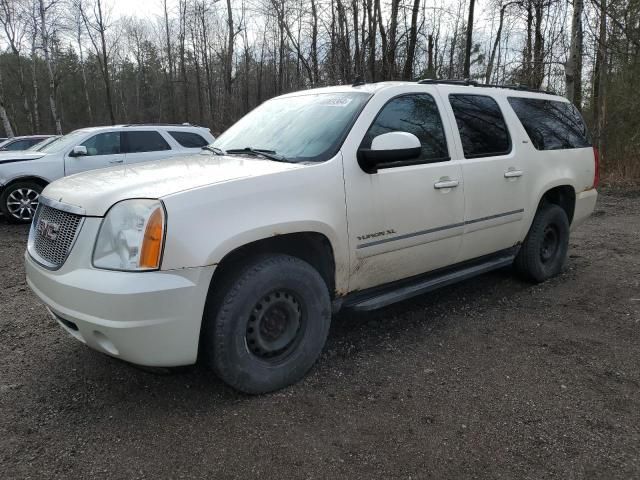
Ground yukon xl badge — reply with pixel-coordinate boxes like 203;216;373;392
357;229;396;241
37;219;60;241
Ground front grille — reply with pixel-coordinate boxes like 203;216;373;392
29;204;83;269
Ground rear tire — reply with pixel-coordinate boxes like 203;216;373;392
0;181;43;224
202;254;331;394
514;203;570;283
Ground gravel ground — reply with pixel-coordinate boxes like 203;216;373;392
1;188;639;479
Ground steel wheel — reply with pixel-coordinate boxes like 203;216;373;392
540;224;559;263
245;289;304;361
6;187;40;221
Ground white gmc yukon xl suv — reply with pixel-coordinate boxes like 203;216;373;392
25;81;598;393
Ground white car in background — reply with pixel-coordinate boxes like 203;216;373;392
0;124;214;223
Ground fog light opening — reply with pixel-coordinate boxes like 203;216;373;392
92;331;119;356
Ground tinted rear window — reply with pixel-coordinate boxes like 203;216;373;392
508;97;591;150
169;131;209;148
449;94;511;158
124;131;171;153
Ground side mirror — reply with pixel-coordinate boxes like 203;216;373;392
70;145;87;157
357;132;421;173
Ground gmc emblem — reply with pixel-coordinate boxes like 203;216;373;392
37;219;60;241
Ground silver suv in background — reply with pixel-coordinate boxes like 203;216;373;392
0;124;215;223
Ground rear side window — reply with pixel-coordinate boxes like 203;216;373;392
449;94;511;158
124;131;171;153
507;97;591;150
361;94;449;163
3;139;32;151
169;131;209;148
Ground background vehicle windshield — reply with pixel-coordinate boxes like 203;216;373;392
212;92;371;163
28;137;59;151
38;130;88;154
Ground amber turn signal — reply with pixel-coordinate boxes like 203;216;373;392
139;207;165;269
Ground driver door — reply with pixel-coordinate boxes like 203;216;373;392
65;131;125;176
343;92;465;291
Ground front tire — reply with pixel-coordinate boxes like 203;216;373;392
514;204;570;283
0;181;43;223
202;254;331;394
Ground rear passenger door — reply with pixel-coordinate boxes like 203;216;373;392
122;131;175;165
445;93;527;261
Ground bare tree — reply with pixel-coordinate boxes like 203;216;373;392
565;0;583;108
463;0;477;78
0;0;34;133
38;0;62;134
78;0;116;125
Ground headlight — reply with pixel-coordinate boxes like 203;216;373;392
93;199;166;271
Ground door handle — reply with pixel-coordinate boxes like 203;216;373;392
109;159;124;164
504;169;523;178
434;179;459;189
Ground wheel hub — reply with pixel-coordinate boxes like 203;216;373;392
6;188;39;221
540;225;559;263
246;291;302;359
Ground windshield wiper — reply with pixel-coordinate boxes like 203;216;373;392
202;145;226;155
225;147;287;162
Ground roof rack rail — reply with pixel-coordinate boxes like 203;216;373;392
122;123;206;128
352;76;366;87
417;78;478;86
416;78;557;95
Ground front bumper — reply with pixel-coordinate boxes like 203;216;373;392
25;247;215;367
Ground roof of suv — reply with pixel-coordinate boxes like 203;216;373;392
278;80;565;102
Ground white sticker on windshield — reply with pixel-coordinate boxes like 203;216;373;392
319;97;353;107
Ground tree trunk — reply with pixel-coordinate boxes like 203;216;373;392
402;0;421;80
39;0;62;134
593;0;607;153
565;0;583;108
77;26;93;124
0;66;15;137
310;0;319;84
163;0;177;120
532;0;545;88
385;0;400;79
30;33;40;133
463;0;476;78
486;4;509;84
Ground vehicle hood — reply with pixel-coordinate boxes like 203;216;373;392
42;153;304;216
0;152;47;163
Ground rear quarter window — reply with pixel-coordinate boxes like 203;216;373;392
169;131;209;148
124;131;172;153
507;97;591;150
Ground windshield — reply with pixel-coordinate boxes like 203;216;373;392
212;92;371;163
38;130;88;154
28;136;59;151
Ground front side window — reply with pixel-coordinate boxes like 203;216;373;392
169;131;209;148
80;132;121;156
124;131;171;153
449;94;511;158
213;92;371;163
507;97;591;150
361;94;449;163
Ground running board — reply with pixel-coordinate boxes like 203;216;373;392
342;251;516;312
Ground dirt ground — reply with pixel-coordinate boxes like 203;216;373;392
0;188;638;479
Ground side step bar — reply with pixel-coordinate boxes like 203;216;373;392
342;252;516;312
